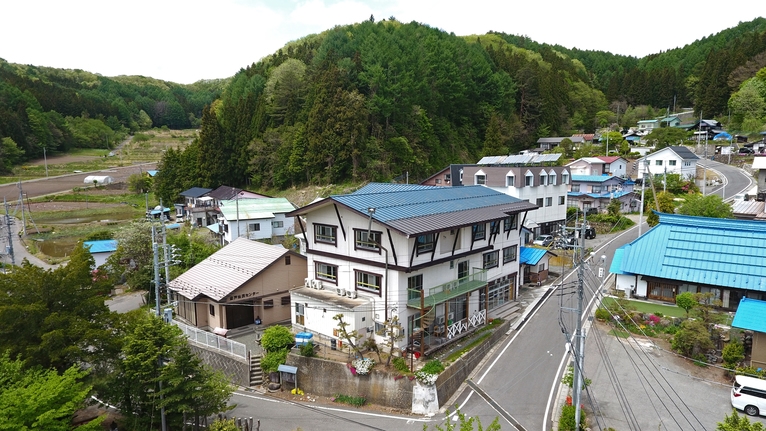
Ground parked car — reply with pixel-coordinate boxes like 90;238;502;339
739;147;755;155
533;235;554;247
584;227;596;240
731;374;766;416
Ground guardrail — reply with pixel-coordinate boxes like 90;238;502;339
172;320;247;360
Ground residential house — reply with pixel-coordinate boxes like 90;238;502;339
636;146;699;181
731;298;766;369
637;119;659;133
753;157;766;197
609;213;766;310
622;130;643;146
169;238;307;330
731;200;766;221
422;153;569;242
659;116;682;128
568;175;636;213
686;119;725;141
286;183;537;356
566;156;628;178
179;187;214;225
83;239;118;268
536;136;585;151
217;197;296;245
519;246;555;285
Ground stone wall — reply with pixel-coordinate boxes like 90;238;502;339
189;343;250;387
434;320;511;406
287;354;413;410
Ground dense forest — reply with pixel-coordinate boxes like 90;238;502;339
0;59;225;171
2;17;766;200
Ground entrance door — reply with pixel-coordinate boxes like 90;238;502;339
458;261;469;282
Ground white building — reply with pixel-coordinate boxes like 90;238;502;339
286;183;537;356
217;197;296;244
566;156;628;178
636;146;699;181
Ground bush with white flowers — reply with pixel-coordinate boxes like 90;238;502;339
415;370;439;385
352;357;374;375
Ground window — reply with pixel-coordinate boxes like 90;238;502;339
272;220;284;228
281;296;290;306
504;215;517;231
525;173;534;186
356;270;381;293
536;198;544;207
506;175;515;187
592;185;602;193
314;224;337;245
549;172;558;185
571;184;580;192
264;299;274;309
209;304;215;316
490;220;500;235
416;233;436;254
483;251;499;269
503;245;517;264
472;223;486;241
249;223;260;231
655;160;663;166
545;197;553;207
316;262;338;283
435;179;442;184
445;173;451;182
408;274;423;300
539;174;547;186
669;160;677;166
354;229;381;252
285;255;291;265
475;174;486;185
562;172;570;185
684;161;691;167
538;263;545;272
295;303;305;325
558;196;565;205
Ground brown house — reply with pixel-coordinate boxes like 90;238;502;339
169;238;307;330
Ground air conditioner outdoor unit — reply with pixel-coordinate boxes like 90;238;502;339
304;278;312;289
448;312;454;321
435;316;445;325
336;287;345;296
346;290;358;299
312;279;324;290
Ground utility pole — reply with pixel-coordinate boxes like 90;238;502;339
151;224;168;431
638;160;648;237
572;216;586;428
4;199;14;266
18;181;25;237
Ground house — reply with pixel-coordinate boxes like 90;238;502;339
216;197;296;245
753;157;766;197
622;130;643;146
519;246;555;284
146;205;172;220
168;238;307;330
609;213;766;310
421;153;569;242
686;119;725;141
536;136;585;151
83;239;118;267
566;156;628;178
179;187;214;225
568;175;636;213
731;298;766;369
636;119;659;133
731;200;766;221
286;183;537;356
636;146;699;181
659;116;682;128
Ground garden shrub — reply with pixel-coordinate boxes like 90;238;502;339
392;356;410;374
261;348;288;374
420;359;445;374
671;319;713;357
559;404;586;431
722;341;745;371
594;308;611;321
299;341;316;357
261;325;294;352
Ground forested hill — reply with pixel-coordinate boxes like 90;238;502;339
0;59;225;168
152;17;766;200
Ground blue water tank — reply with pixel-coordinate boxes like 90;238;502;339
295;332;313;346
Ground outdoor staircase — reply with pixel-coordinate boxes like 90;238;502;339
249;354;263;387
411;306;435;346
488;301;521;323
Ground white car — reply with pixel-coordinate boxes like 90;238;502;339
533;235;554;247
731;375;766;416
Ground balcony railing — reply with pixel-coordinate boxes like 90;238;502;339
407;269;487;308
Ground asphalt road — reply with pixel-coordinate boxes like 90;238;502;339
699;158;756;200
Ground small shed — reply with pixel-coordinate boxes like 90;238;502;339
83;239;118;267
84;175;114;185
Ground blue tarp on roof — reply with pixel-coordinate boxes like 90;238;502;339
732;298;766;333
616;213;766;291
83;240;118;253
520;246;547;266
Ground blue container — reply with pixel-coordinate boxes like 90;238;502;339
295;332;313;346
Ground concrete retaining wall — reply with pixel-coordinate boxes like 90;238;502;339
189;343;250;387
287;354;413;410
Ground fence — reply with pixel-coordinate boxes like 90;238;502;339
172;320;247;360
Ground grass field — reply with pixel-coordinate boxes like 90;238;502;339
601;297;688;318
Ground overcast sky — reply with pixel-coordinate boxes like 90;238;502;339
1;1;762;84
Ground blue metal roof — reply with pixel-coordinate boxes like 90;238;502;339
520;246;547;266
609;245;631;275
617;213;766;291
732;298;766;332
333;184;525;224
83;240;118;253
571;175;616;183
568;191;633;199
147;170;158;177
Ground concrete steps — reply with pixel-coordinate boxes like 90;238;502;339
488;301;521;322
249;354;263;387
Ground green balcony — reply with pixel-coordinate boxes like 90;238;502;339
407;270;488;308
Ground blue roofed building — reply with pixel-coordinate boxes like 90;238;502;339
520;246;555;285
568;175;637;214
83;239;118;268
610;213;766;309
286;183;537;356
732;298;766;369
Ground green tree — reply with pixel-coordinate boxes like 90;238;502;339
722;340;745;371
644;128;691;150
677;194;733;219
0;137;25;173
0;353;103;431
127;173;152;194
675;291;697;317
607;199;621;217
671;319;714;357
717;409;765;430
104;220;154;292
645;191;676;227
